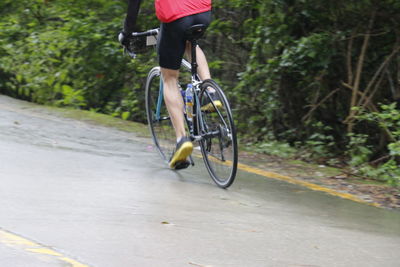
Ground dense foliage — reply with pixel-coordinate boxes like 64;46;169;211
1;0;399;185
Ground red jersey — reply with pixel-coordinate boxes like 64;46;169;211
155;0;212;23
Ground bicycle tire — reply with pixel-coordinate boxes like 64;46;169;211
145;67;176;162
197;79;238;188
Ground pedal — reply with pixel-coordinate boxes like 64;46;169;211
174;160;191;170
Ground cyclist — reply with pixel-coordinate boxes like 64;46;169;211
119;0;213;170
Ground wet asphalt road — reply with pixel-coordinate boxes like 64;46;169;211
0;94;400;267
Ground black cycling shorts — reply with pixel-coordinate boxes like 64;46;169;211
158;11;211;70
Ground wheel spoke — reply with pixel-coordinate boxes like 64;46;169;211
198;79;238;188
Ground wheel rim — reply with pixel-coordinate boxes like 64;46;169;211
146;68;176;162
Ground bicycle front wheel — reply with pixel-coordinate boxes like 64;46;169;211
197;79;238;188
145;67;175;162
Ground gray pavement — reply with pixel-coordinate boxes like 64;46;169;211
0;95;400;267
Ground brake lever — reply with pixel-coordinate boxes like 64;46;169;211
123;47;137;59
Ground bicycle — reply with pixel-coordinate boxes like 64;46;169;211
126;24;238;188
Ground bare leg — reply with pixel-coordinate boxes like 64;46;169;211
161;67;186;140
185;42;211;80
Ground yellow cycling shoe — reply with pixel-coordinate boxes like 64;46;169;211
169;137;193;170
201;92;223;112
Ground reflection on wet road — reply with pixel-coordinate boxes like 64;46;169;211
1;95;399;267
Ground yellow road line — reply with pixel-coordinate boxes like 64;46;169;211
236;162;381;208
0;229;90;267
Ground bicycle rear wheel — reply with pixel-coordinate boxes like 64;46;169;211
197;79;238;188
145;67;175;162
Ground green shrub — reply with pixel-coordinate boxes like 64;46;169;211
351;103;400;186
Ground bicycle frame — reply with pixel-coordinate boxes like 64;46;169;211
154;51;228;145
154;67;202;141
156;80;164;121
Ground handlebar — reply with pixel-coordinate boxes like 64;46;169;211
123;28;159;59
131;28;159;37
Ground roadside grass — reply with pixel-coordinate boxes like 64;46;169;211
45;106;151;138
240;141;393;188
287;159;342;177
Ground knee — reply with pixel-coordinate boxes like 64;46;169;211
161;68;179;84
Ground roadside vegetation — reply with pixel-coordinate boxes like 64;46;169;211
1;0;399;186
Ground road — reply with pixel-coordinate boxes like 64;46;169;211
0;95;399;267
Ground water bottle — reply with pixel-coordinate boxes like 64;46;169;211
185;83;193;122
181;87;186;103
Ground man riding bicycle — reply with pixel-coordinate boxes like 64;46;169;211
119;0;214;170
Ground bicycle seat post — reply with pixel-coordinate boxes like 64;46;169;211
185;24;207;78
190;39;198;77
